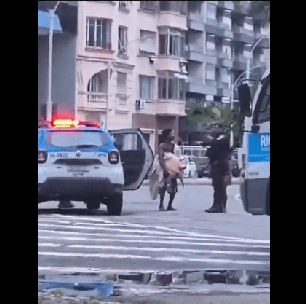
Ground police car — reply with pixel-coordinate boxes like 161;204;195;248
38;119;154;215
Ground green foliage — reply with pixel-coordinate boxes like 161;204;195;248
186;104;219;124
186;103;244;148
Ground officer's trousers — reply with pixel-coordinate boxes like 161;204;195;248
211;160;229;209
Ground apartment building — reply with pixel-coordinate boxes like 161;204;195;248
75;1;188;152
181;1;270;144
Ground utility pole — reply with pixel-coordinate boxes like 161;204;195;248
46;1;61;121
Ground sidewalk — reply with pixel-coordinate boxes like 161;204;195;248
142;177;241;186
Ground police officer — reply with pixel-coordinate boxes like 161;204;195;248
205;123;230;213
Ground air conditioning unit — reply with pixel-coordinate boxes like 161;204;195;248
136;100;146;109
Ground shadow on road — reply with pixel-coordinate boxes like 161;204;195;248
37;207;161;217
38;208;108;216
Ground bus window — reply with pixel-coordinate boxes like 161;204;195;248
253;75;270;124
257;84;270;123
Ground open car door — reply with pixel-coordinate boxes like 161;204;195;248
109;129;154;191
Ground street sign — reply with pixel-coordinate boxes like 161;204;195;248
248;132;270;162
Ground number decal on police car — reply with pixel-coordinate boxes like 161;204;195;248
57;153;68;158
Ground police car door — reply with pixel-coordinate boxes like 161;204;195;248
109;129;154;190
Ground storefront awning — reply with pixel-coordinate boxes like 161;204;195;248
38;10;62;35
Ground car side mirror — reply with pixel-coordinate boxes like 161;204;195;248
238;83;251;117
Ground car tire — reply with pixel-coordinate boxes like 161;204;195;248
86;200;100;210
107;194;123;216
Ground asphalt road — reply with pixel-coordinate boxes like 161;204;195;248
38;183;269;272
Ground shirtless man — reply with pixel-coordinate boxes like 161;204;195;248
158;129;178;211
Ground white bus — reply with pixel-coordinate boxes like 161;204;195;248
237;68;270;215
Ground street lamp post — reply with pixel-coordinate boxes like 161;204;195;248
230;64;264;147
230;36;267;146
46;1;61;121
246;36;267;83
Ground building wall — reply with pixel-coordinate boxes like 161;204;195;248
38;33;77;119
76;1;188;153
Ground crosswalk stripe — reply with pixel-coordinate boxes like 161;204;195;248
38;251;269;265
38;215;270;243
38;234;270;249
38;243;269;256
38;223;269;245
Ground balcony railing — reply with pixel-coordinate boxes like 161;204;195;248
87;92;107;103
78;92;107;111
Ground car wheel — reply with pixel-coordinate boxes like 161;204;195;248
107;194;123;216
86;200;100;210
188;170;191;178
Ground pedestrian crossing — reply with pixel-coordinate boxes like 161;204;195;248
38;214;270;275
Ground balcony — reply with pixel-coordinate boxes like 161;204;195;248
155;56;182;71
155;99;186;116
233;55;247;70
232;25;254;44
187;18;204;32
78;92;107;111
217;81;231;97
186;45;204;62
157;11;187;31
218;1;234;10
189;12;203;23
217;57;233;68
203;21;219;36
187;78;217;95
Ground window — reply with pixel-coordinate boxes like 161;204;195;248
118;26;127;54
140;1;155;10
206;2;217;20
87;72;103;93
159;34;168;55
254;76;270;124
158;78;167;99
159;1;187;15
139;30;156;54
117;72;127;95
158;74;186;100
206;64;215;80
86;18;111;49
159;28;185;57
139;75;155;100
119;1;128;9
46;131;110;148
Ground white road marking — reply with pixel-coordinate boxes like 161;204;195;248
66;244;270;256
38;223;269;244
38;234;270;249
38;230;269;248
38;251;269;265
39;214;269;243
39;243;62;247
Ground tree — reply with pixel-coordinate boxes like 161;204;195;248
186;104;244;148
186;104;219;125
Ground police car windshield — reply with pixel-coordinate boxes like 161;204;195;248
46;130;110;148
